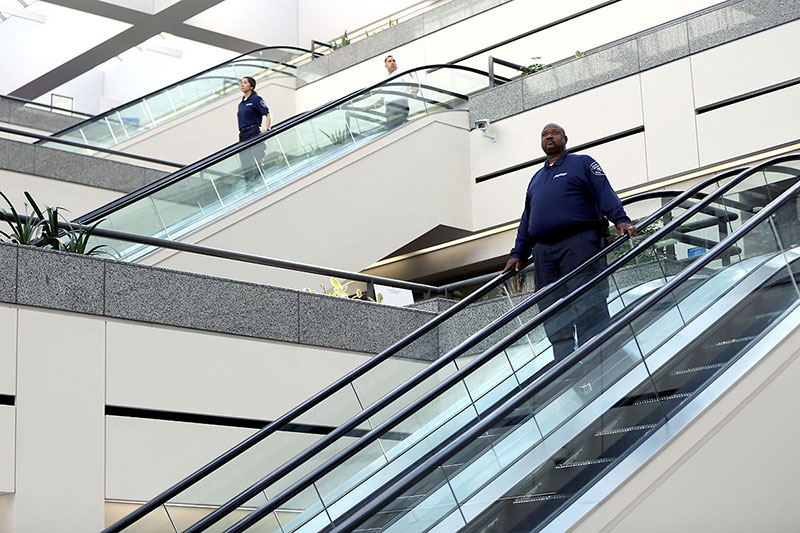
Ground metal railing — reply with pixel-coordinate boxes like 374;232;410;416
331;154;800;533
0;125;183;168
0;93;93;119
208;158;765;532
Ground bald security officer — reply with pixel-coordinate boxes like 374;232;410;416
504;123;636;362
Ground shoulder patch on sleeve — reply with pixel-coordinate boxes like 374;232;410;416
589;161;605;176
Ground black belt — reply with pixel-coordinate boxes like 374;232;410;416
239;124;259;132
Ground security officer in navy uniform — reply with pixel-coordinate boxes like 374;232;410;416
505;123;636;362
237;76;271;189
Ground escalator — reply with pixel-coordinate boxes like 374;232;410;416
38;46;313;156
308;156;800;533
174;156;800;533
72;65;500;264
101;152;771;532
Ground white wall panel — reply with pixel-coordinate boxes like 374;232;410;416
108;78;296;164
697;85;800;166
105;416;259;502
470;76;643;180
0;169;122;219
0;406;14;494
641;58;700;180
581;132;648;192
148;113;473;288
15;309;105;533
0;307;16;396
106;321;376;424
691;19;800;108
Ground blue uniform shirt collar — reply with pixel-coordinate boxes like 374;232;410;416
543;150;569;168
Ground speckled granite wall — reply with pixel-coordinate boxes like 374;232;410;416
0;138;166;193
0;96;82;133
0;243;441;361
296;0;514;87
469;0;800;127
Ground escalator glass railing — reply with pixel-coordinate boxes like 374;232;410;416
40;47;310;155
213;162;778;533
101;160;735;533
333;157;800;533
81;66;491;262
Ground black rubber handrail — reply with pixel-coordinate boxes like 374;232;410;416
196;163;754;532
0;125;183;168
99;173;720;533
331;155;800;533
220;157;798;532
0;93;93;118
41;46;315;141
73;64;494;226
99;266;521;533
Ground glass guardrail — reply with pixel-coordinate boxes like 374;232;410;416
40;47;309;155
85;66;491;262
343;159;800;533
100;152;730;533
215;164;776;533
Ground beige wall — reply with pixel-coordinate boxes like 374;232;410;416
296;0;721;111
469;20;800;231
104;78;297;166
145;111;473;289
569;314;800;533
0;168;122;217
0;301;429;530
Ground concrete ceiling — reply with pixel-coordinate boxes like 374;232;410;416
9;0;268;99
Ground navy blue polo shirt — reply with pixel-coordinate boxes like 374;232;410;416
237;92;270;129
511;151;630;259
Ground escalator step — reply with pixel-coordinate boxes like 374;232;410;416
594;423;657;437
630;391;692;407
671;362;725;376
512;492;571;505
554;457;615;470
710;335;757;347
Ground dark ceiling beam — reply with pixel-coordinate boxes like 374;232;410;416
10;0;233;99
170;23;267;54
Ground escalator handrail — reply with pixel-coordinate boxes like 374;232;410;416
0;125;183;168
41;45;316;141
74;63;493;226
0;93;93;118
329;154;800;533
200;161;761;532
102;160;737;533
100;266;522;533
219;155;800;533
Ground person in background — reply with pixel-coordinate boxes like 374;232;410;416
236;76;271;189
364;55;420;130
504;122;636;362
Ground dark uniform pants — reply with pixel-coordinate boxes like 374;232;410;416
238;125;266;187
533;228;610;362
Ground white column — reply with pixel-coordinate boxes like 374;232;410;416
14;309;105;532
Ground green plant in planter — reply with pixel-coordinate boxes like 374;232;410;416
321;128;351;146
575;50;586;58
331;30;351;50
0;191;45;246
305;277;385;303
0;190;109;257
521;57;550;76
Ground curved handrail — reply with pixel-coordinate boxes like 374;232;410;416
183;164;748;532
74;63;497;226
0;125;183;168
219;157;794;532
329;154;800;533
0;93;93;118
41;46;316;142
